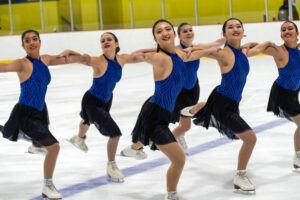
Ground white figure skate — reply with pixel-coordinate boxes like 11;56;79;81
293;151;300;169
180;106;195;117
67;135;88;153
177;136;189;155
42;179;62;200
28;144;47;155
233;170;255;194
120;145;147;160
107;161;125;183
165;191;179;200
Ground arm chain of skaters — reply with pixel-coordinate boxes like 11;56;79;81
171;22;226;155
122;19;220;200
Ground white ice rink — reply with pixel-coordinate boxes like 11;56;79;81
0;56;299;200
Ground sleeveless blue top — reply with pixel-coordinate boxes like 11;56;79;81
217;44;249;102
180;42;200;89
19;55;51;111
149;49;186;112
276;45;300;91
88;54;122;103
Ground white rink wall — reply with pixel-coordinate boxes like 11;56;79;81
0;21;298;60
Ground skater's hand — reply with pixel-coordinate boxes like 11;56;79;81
182;47;193;58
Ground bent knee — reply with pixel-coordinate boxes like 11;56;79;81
175;151;186;166
248;131;257;144
46;142;60;153
178;156;186;167
237;130;257;144
183;123;192;132
174;157;185;169
246;131;257;145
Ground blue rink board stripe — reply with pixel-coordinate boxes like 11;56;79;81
30;118;289;200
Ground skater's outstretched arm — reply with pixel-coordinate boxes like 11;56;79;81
245;41;278;57
193;37;226;49
178;46;221;62
0;59;24;73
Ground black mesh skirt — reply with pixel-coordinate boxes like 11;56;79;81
170;81;200;123
80;91;122;137
132;98;176;150
267;82;300;120
193;87;252;139
0;103;58;146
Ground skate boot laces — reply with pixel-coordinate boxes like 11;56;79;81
42;180;62;199
165;191;179;200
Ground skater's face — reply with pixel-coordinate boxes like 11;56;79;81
222;19;244;42
153;21;176;48
280;21;299;43
100;33;119;54
178;24;194;45
22;32;41;55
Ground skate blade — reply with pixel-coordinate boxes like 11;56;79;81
119;151;135;158
119;151;147;160
234;185;256;195
65;139;88;153
134;154;147;160
42;193;62;200
107;176;125;183
25;151;46;155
